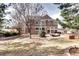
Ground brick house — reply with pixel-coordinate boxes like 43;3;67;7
21;14;58;34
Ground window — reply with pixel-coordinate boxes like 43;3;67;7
36;28;39;30
47;30;50;33
55;30;57;33
40;21;45;25
40;28;41;30
42;21;44;23
51;30;54;33
36;21;39;24
42;28;45;30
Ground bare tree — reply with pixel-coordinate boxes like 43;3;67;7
10;3;44;38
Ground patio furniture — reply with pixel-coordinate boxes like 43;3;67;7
69;35;75;39
51;33;60;37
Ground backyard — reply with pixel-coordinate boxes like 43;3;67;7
0;35;79;56
1;3;79;56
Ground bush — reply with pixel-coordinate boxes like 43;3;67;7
39;30;46;37
12;32;18;36
3;32;11;37
0;31;4;37
0;31;5;34
3;32;18;37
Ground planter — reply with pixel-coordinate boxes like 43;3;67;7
69;34;75;39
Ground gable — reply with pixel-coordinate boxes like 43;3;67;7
42;14;52;19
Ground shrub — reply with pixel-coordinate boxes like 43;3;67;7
12;32;18;36
3;32;18;37
39;30;46;37
3;32;11;37
0;31;4;37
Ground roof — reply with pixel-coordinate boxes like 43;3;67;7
28;14;52;20
42;14;52;19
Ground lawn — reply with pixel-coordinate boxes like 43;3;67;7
0;37;79;56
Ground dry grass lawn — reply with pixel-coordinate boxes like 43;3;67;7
0;36;79;56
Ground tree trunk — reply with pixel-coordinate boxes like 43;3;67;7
26;24;32;39
29;30;31;39
29;21;31;39
17;28;21;35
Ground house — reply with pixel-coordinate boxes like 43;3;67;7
21;14;58;34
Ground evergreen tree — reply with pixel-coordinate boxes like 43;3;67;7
57;3;79;29
0;3;6;30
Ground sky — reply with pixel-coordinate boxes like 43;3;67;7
42;4;63;19
5;3;63;19
42;4;63;28
5;3;63;28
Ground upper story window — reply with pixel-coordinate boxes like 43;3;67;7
36;21;39;25
42;21;44;24
40;20;46;25
36;21;38;24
